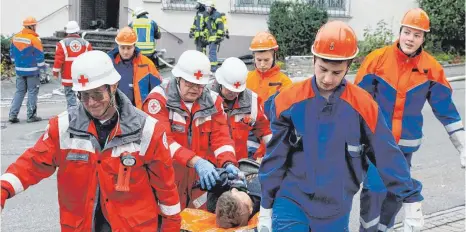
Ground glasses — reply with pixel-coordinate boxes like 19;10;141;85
181;79;206;89
77;91;106;102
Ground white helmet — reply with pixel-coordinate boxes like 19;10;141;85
172;50;211;85
215;57;248;92
65;21;80;34
134;7;148;17
71;50;121;91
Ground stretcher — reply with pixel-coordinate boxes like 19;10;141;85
180;208;259;232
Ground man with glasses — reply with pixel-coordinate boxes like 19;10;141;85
142;50;240;211
1;50;181;231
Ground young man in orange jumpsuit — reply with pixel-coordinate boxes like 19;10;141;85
1;51;181;231
210;57;272;161
246;31;292;157
355;8;465;232
142;50;240;210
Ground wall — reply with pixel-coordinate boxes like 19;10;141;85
0;0;69;37
128;0;418;60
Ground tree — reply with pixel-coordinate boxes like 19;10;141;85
268;1;328;59
418;0;465;54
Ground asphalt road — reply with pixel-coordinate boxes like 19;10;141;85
0;65;464;231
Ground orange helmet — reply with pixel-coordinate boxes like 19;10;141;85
249;32;279;51
401;8;430;32
115;27;138;45
311;21;358;60
23;16;38;26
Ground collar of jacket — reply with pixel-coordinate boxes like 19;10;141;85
67;89;146;149
255;65;281;80
393;40;424;72
66;34;81;38
165;78;218;119
108;46;141;64
20;28;39;37
311;75;347;102
211;81;252;115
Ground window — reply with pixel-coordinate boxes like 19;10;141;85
162;0;197;11
229;0;350;17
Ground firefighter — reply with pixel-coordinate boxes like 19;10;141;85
129;7;162;57
1;50;181;231
52;20;92;109
189;0;208;53
108;26;162;110
203;0;225;72
142;50;240;211
258;21;424;232
210;57;272;160
354;8;465;231
8;16;45;123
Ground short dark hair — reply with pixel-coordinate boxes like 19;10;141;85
215;191;250;228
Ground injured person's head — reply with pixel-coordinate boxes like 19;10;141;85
215;188;253;228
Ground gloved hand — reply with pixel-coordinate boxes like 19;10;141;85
403;202;424;232
258;206;272;232
194;159;220;190
189;31;194;39
449;130;465;168
1;188;9;210
215;37;223;44
224;163;240;177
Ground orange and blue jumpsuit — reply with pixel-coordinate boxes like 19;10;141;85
355;41;464;231
246;65;292;157
259;77;422;231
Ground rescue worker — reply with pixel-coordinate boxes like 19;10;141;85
8;16;45;123
257;21;425;232
142;50;240;210
246;31;292;158
129;7;162;57
354;8;465;232
108;26;162;110
1;50;181;231
203;0;225;72
210;57;272;160
52;20;92;109
189;0;208;53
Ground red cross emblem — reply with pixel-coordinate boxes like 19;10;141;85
78;75;89;87
234;81;241;89
194;70;203;80
72;43;80;50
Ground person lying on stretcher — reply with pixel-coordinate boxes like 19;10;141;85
186;158;261;229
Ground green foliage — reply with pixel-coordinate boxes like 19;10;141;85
267;1;328;59
350;20;393;71
359;20;394;58
1;34;15;80
418;0;465;54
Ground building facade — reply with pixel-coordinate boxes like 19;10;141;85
1;0;417;59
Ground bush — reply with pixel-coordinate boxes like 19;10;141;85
350;20;393;71
418;0;465;55
268;1;328;59
1;34;15;80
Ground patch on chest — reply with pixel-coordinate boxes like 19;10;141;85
66;153;89;162
171;124;185;133
268;82;282;87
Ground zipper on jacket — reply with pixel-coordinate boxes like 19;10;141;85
91;172;100;232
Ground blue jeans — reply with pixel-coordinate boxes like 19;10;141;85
273;197;350;232
208;42;218;72
9;75;40;119
360;153;413;231
64;86;77;109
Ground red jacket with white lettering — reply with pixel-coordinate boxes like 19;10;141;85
142;78;237;168
210;82;272;160
52;34;92;86
0;91;181;232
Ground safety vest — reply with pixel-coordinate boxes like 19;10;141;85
132;18;156;55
